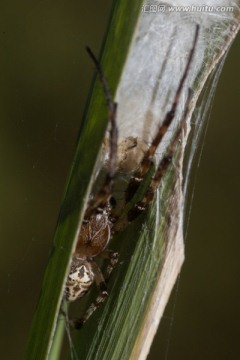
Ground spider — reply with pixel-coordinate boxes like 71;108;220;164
64;25;199;329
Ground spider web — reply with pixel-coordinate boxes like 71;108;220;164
62;3;240;360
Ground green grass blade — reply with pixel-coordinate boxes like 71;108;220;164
25;1;143;359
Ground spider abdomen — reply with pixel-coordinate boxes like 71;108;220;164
65;258;95;302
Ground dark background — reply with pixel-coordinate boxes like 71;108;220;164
0;1;239;359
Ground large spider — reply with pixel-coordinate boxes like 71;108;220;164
64;25;199;329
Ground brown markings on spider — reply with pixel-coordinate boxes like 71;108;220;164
63;25;200;329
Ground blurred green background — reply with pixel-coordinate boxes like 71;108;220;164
0;1;239;359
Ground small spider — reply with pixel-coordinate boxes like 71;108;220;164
64;25;199;329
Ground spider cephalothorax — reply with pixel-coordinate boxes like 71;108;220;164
64;25;199;329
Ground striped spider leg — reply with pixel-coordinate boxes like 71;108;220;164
64;25;199;329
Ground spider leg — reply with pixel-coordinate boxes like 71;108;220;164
85;48;118;218
86;47;114;113
125;25;199;203
69;260;108;329
99;249;119;282
127;89;192;222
